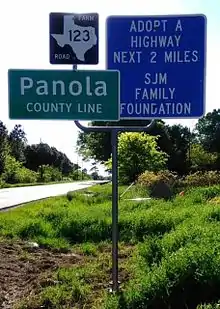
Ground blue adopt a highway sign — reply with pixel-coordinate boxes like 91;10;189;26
106;14;207;119
50;12;99;64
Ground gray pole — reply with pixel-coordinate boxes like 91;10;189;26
74;109;155;295
73;64;78;181
111;129;119;292
72;63;120;292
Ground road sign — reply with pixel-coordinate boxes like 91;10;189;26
106;14;207;119
50;12;99;64
8;69;120;121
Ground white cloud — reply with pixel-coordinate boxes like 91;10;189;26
0;0;219;173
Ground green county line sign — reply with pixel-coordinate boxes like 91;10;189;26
8;69;120;121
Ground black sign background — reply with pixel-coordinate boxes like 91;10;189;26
49;13;99;65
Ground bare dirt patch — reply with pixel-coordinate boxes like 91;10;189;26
0;240;83;309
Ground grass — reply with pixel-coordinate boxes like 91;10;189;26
2;184;220;308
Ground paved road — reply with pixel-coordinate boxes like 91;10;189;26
0;181;106;210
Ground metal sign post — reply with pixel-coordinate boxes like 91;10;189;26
74;120;155;293
71;61;120;291
111;128;119;292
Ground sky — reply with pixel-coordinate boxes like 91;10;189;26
1;0;219;174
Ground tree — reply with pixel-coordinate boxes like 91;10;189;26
2;155;22;183
24;143;74;175
77;120;169;163
105;132;168;183
194;109;220;153
165;124;192;175
8;124;27;163
0;121;10;175
149;120;172;155
24;143;53;171
90;164;99;180
37;164;62;182
189;144;218;171
59;152;74;175
77;130;111;162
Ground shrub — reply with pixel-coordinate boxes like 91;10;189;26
0;178;6;188
189;143;218;171
106;132;168;184
2;155;22;183
197;302;220;309
138;171;220;193
2;154;38;184
183;171;220;188
125;242;220;309
138;170;178;188
193;186;220;200
14;167;38;183
71;170;80;180
17;219;54;239
137;170;178;198
66;191;77;201
37;165;62;182
62;177;72;182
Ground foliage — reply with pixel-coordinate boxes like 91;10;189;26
106;132;168;184
138;170;220;192
189;144;218;171
0;178;6;188
138;170;178;187
197;302;220;309
0;121;9;174
137;170;178;199
2;155;23;183
0;123;27;176
2;154;38;184
0;120;91;185
77;120;195;176
70;169;81;180
3;108;220;186
8;124;27;163
69;169;92;181
24;143;76;175
195;108;220;153
183;171;220;188
3;184;220;308
14;167;38;184
166;124;192;175
37;165;62;182
2;155;65;184
77;120;162;162
77;129;111;162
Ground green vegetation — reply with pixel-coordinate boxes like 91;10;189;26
105;132;168;183
0;121;93;187
77;109;220;181
2;183;220;308
138;169;220;190
3;109;220;307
